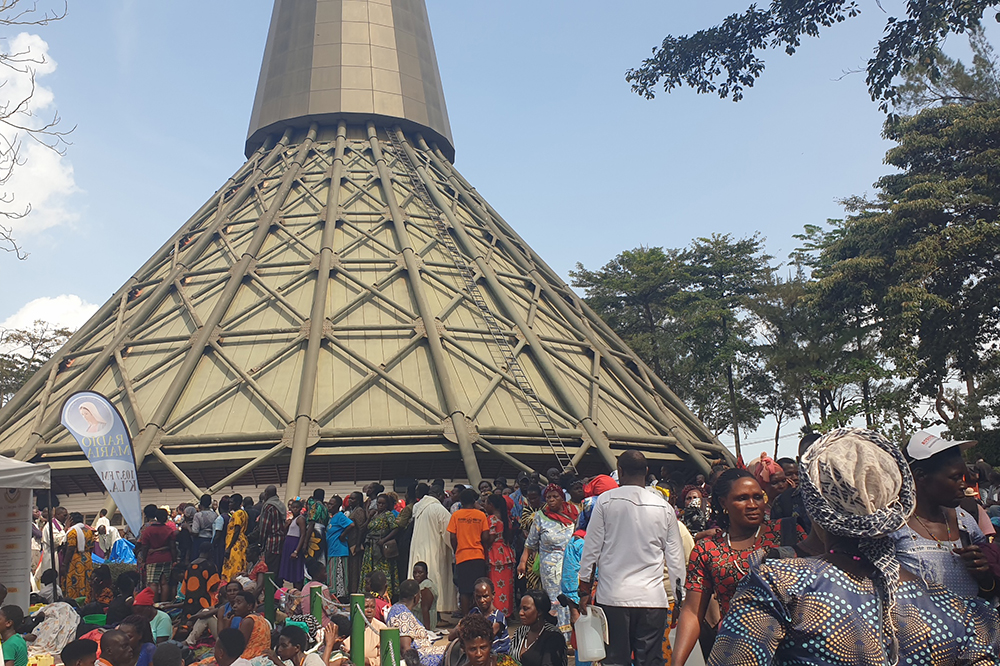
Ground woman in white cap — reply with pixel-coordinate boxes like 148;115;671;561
890;431;996;599
707;428;1000;666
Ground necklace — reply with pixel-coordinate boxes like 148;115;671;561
913;508;954;549
520;623;545;657
726;524;763;576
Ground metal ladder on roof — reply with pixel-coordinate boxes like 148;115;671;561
384;128;575;473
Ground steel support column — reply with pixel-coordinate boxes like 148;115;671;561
12;134;290;462
396;131;617;471
420;137;727;472
368;124;482;485
150;448;204;498
286;123;346;500
128;127;316;478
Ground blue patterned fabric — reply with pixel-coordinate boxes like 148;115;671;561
708;558;1000;666
525;511;574;636
890;507;986;599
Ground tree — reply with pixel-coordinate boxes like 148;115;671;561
569;247;687;382
895;27;1000;112
812;101;1000;447
751;271;824;432
625;0;1000;112
678;234;774;458
0;319;70;408
0;0;70;259
572;234;774;460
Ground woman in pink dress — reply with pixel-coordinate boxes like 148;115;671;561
484;494;516;616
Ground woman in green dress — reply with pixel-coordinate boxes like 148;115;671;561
360;494;400;599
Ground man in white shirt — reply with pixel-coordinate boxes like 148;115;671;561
189;494;217;557
579;450;686;666
92;508;111;532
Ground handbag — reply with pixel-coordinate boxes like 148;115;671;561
382;539;399;560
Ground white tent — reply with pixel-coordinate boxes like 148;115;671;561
0;456;51;490
0;456;50;610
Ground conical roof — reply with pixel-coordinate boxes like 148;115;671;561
0;2;732;498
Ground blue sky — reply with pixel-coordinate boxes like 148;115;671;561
1;1;982;459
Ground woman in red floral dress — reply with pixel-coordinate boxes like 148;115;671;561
484;494;516;616
672;468;805;665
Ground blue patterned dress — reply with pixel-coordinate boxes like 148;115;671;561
525;511;574;637
708;558;1000;665
385;602;446;666
890;507;986;599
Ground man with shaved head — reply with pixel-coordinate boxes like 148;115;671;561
258;485;285;573
97;631;133;666
579;450;685;666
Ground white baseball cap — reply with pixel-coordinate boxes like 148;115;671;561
905;430;976;461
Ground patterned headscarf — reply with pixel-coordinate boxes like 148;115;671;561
542;483;578;526
798;428;915;666
749;452;783;487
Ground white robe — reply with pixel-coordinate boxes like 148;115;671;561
98;525;121;554
36;519;66;584
408;496;457;613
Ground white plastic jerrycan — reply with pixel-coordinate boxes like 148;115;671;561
575;605;609;662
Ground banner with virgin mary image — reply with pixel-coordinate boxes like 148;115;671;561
60;391;142;534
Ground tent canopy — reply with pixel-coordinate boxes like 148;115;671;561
0;456;50;489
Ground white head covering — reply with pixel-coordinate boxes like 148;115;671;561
799;428;916;666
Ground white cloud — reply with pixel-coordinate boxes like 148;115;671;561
0;32;79;236
2;294;98;331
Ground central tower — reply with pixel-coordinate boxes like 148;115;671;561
246;0;454;160
0;1;732;501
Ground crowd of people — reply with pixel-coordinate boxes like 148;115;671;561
8;428;1000;666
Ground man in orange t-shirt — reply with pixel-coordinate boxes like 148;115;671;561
447;487;492;615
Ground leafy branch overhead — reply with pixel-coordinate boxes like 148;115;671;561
0;0;70;260
626;0;1000;111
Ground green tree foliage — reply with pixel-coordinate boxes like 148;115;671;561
896;27;1000;111
812;100;1000;453
571;234;773;459
625;0;1000;111
0;320;70;408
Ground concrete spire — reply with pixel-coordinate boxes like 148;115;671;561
246;0;454;159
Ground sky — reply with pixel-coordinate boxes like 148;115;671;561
0;1;986;460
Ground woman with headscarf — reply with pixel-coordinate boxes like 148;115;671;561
62;512;95;599
891;431;995;599
78;402;107;433
517;483;577;639
708;428;1000;666
747;452;788;519
305;489;329;562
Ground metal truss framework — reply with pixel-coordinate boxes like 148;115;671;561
0;122;733;499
